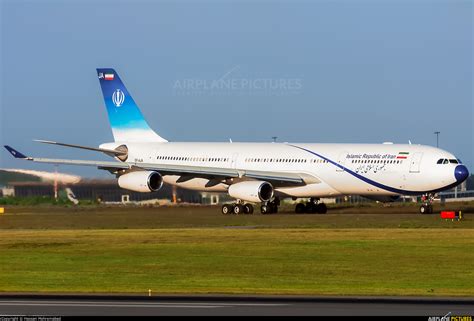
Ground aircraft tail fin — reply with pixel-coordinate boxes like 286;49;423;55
96;68;167;143
4;145;29;159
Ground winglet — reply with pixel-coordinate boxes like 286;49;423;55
4;146;28;159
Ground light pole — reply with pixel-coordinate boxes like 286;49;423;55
434;131;440;148
54;164;58;201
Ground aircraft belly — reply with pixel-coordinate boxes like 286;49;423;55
163;175;228;192
276;182;341;198
312;171;400;196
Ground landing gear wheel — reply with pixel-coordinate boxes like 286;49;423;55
243;204;254;214
222;204;232;215
420;193;435;215
295;203;306;214
420;205;434;214
233;204;243;215
316;203;327;214
261;205;270;214
420;205;428;214
305;202;317;214
270;203;278;214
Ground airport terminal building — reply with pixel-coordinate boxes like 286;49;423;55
3;180;206;204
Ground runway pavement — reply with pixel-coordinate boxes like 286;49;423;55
0;295;472;316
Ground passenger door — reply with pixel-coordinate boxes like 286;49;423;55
409;152;423;173
231;153;239;169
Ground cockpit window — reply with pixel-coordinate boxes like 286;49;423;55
437;158;459;165
458;159;462;164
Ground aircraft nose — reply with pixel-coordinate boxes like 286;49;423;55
454;165;469;183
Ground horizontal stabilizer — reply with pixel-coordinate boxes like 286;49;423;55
34;140;127;157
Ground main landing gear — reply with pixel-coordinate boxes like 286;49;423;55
295;198;327;214
260;197;280;215
221;198;281;215
221;202;254;215
419;193;434;214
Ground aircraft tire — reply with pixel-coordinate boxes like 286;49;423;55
244;204;254;214
306;203;317;214
295;203;306;214
316;203;327;214
222;204;232;215
420;205;427;214
233;204;244;215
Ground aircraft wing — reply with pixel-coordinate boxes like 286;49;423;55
4;145;320;187
137;163;318;186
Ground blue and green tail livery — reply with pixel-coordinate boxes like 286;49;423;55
97;68;167;143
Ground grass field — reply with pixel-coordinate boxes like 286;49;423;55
0;203;473;296
0;202;473;229
0;228;473;296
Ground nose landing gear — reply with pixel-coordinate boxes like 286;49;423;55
419;193;434;214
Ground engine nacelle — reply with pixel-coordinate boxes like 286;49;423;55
118;171;163;193
228;181;274;203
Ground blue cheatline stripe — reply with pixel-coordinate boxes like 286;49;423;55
289;144;458;196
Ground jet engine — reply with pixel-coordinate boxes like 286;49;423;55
228;181;274;203
118;171;163;193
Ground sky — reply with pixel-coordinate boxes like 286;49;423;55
0;0;472;178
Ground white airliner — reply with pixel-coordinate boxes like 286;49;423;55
4;68;469;215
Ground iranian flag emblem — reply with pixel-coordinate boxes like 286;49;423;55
397;152;409;159
104;73;114;80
